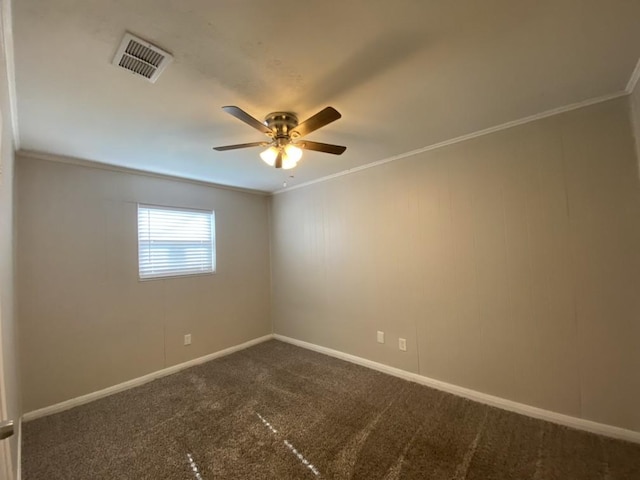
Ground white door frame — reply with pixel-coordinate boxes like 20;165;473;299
0;301;11;480
0;1;15;476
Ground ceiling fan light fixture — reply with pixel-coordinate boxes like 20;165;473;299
214;106;346;170
260;144;303;169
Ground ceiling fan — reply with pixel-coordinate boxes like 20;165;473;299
213;106;346;169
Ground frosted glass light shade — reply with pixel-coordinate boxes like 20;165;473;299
284;144;303;163
282;156;297;169
260;146;278;166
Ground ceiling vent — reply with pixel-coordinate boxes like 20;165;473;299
112;33;173;83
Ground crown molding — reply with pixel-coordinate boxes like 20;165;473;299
626;57;640;94
1;0;19;150
17;150;270;196
274;91;628;195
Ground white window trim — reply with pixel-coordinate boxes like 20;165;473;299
137;203;216;281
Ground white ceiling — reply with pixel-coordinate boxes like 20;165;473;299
13;0;640;193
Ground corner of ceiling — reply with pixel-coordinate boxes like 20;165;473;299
273;89;630;196
274;54;640;196
16;149;272;197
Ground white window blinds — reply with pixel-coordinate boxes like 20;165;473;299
138;205;215;280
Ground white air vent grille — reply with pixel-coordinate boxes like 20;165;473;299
112;33;173;83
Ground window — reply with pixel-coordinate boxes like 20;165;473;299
138;204;215;280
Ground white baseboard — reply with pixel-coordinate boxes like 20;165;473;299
22;334;274;422
21;332;640;445
274;334;640;444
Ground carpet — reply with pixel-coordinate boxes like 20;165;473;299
22;340;640;479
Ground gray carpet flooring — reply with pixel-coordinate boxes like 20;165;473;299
23;340;640;479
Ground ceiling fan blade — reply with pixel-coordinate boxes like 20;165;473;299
275;151;283;169
298;140;347;155
222;106;273;135
213;142;267;151
293;107;341;137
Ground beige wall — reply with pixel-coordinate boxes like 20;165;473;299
271;97;640;433
17;156;271;412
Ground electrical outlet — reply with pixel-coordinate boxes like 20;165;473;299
184;334;192;346
377;331;385;344
398;338;407;352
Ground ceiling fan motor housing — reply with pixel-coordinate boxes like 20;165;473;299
264;112;299;143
